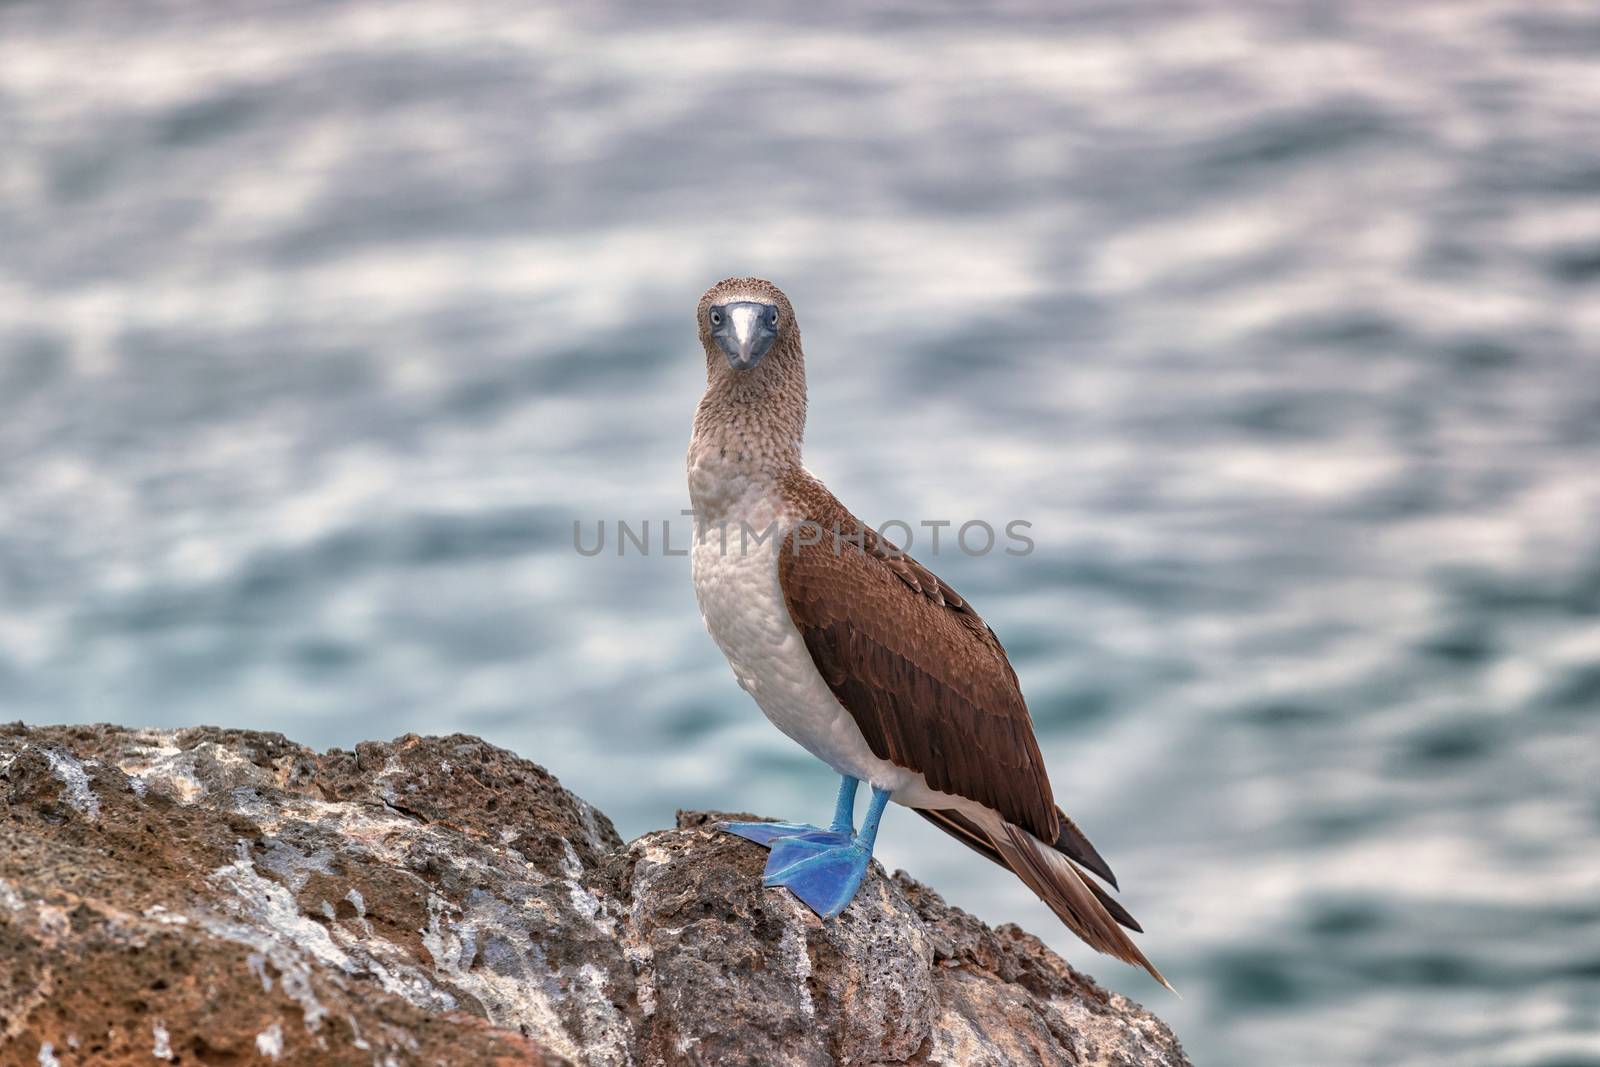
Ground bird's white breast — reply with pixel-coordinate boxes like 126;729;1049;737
688;474;910;793
687;456;979;814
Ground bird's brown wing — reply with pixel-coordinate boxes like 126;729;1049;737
776;475;1167;988
776;476;1058;843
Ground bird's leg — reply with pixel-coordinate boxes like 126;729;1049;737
828;775;859;834
762;785;892;919
717;775;859;848
853;784;891;851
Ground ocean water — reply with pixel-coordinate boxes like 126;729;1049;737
3;1;1599;1062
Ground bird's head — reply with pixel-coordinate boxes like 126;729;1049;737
697;277;798;375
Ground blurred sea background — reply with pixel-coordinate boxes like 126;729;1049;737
3;1;1599;1062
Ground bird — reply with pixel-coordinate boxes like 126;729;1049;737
686;276;1169;989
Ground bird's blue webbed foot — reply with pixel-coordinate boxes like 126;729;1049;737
762;835;874;919
718;777;892;920
761;826;859;882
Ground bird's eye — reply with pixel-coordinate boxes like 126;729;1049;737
767;308;779;328
709;309;723;326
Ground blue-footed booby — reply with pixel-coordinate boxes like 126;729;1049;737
687;277;1168;988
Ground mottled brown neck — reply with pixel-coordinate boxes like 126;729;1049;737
689;332;808;483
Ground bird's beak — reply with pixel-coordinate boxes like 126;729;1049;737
714;302;778;370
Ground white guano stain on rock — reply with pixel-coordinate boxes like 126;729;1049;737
5;887;71;950
558;839;584;881
42;749;99;819
203;845;344;1033
572;962;632;1067
254;1022;284;1059
213;844;354;972
373;753;405;805
107;732;307;813
560;839;615;937
623;941;656;1017
151;1021;173;1060
247;952;274;992
572;798;611;858
35;1042;60;1067
420;892;586;1065
344;887;373;936
114;737;207;803
777;921;815;1018
203;841;458;1033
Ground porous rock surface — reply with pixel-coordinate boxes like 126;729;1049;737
0;724;1188;1066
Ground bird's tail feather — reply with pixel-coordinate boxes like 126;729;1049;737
969;808;1174;993
918;808;1143;933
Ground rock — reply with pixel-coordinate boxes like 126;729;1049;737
0;724;1189;1066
